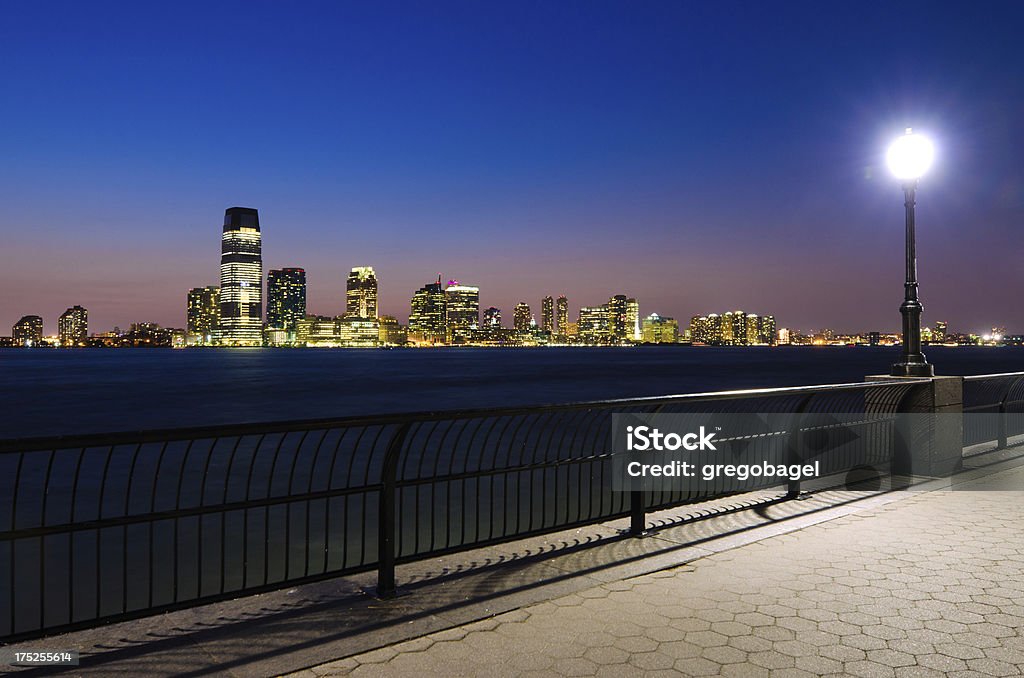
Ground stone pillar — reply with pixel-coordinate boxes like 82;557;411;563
865;375;963;477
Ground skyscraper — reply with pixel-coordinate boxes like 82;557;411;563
218;207;263;346
625;298;640;341
409;275;446;343
346;267;378;318
579;305;610;343
58;306;88;346
267;269;306;335
513;302;532;331
541;296;554;333
444;281;480;342
483;307;502;327
642;313;679;344
12;315;43;346
556;295;568;335
607;295;629;341
187;286;220;345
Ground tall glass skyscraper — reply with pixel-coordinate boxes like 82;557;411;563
218;207;263;346
556;295;568;336
409;276;446;343
541;296;554;333
444;281;480;343
187;286;220;345
346;267;378;318
58;305;88;346
267;268;306;333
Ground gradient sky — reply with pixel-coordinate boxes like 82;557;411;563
2;1;1023;336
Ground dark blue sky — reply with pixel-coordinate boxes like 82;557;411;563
2;1;1022;335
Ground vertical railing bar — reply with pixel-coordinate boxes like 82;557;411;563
146;440;170;609
9;451;26;634
282;430;312;581
94;445;116;619
377;422;411;597
36;449;56;630
301;429;330;578
171;439;196;604
240;433;267;589
262;432;293;586
319;428;349;574
67;447;85;625
120;442;143;614
427;420;459;553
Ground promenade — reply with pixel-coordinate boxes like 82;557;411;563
288;453;1024;678
12;444;1022;677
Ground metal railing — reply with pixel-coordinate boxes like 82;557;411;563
0;379;931;641
963;372;1024;447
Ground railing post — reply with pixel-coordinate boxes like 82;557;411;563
629;489;646;536
998;401;1008;449
377;423;410;598
786;395;813;499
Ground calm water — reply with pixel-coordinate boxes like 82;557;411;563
2;345;1024;438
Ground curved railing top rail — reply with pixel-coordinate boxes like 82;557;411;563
0;379;930;454
963;371;1024;381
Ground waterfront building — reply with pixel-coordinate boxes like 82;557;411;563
625;298;640;341
935;321;948;343
541;296;554;333
218;207;263;346
58;306;88;347
556;295;568;336
296;315;339;345
745;314;760;345
513;302;532;331
125;322;175;347
607;295;629;341
445;281;480;343
483;307;502;327
642;313;679;344
759;315;777;345
187;286;220;345
346;267;378;318
409;276;446;344
778;327;791;345
378;315;407;346
12;315;44;346
564;321;579;339
338;316;379;347
579;305;610;343
266;269;306;339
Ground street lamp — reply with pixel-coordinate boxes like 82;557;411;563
887;128;935;377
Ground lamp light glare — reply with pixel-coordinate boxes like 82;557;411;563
886;128;934;180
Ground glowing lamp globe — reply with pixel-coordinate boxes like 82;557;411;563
886;128;934;180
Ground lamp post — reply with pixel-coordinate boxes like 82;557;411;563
887;128;935;377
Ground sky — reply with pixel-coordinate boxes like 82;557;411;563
1;0;1023;336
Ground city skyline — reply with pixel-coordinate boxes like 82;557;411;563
2;3;1023;333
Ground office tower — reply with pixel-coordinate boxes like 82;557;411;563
513;302;532;331
745;314;760;345
759;315;777;345
444;281;480;342
578;305;610;343
267;268;306;335
706;313;724;344
346;267;378;318
556;295;568;335
378;316;407;346
218;207;263;346
483;307;502;327
57;306;88;347
935;321;948;343
409;275;447;343
625;298;640;341
607;295;628;340
729;310;747;345
337;316;379;346
12;316;42;347
187;286;220;345
642;313;679;344
778;328;792;345
541;296;554;332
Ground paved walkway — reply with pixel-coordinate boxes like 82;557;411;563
291;464;1024;677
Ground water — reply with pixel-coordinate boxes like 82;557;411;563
2;345;1024;438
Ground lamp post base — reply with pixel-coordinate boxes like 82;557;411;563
891;361;935;377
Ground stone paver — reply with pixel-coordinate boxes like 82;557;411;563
291;465;1024;677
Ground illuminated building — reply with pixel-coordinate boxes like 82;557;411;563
125;322;175;347
266;269;306;339
607;295;629;340
338;316;379;347
745;314;760;345
445;281;480;343
409;276;446;344
706;314;723;344
541;296;554;333
483;307;502;327
578;305;610;343
296;315;339;345
778;327;791;345
935;321;948;343
642;313;679;344
346;267;378;318
378;315;407;346
564;321;579;338
187;286;220;345
13;315;43;347
730;311;747;345
513;302;532;331
218;207;263;346
625;298;640;341
759;315;776;345
556;295;568;335
58;305;88;347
